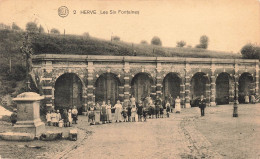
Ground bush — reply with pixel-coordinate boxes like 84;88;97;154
176;41;186;47
241;44;260;59
26;22;38;33
112;36;120;41
151;36;162;46
50;28;60;34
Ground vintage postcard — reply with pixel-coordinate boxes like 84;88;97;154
0;0;259;159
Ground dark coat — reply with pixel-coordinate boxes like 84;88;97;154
127;107;132;116
198;99;206;109
137;104;143;115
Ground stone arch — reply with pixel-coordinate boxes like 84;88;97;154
238;72;254;103
216;72;232;105
190;72;210;107
162;73;182;106
131;72;154;102
94;73;121;106
54;73;83;113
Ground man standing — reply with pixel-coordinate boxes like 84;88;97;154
198;95;206;116
155;95;162;118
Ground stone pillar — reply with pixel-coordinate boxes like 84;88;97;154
123;62;130;102
185;75;191;108
229;79;234;104
42;60;54;111
87;62;94;106
82;87;88;114
156;76;163;98
12;92;45;137
156;62;163;98
184;63;191;108
180;80;185;108
206;83;211;107
234;63;239;104
210;75;216;106
234;76;239;104
119;86;124;102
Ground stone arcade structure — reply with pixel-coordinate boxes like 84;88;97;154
31;54;259;112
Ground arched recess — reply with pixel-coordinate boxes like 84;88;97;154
95;73;121;106
162;73;181;106
238;72;254;103
131;73;153;102
216;72;230;105
190;72;210;107
54;73;83;112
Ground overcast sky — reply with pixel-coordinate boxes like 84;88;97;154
0;0;259;53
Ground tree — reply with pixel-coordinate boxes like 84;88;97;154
26;22;38;33
241;44;260;59
12;23;21;30
50;28;60;34
112;36;120;41
196;35;209;49
176;41;186;47
38;25;45;33
151;36;162;46
140;40;148;45
0;23;11;30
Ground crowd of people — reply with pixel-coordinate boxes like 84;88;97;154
45;106;78;127
88;95;183;125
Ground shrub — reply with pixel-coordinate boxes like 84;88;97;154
151;36;162;46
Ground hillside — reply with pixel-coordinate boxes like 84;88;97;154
0;29;241;59
0;29;241;104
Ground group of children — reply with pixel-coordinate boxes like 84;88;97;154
88;95;182;124
46;106;78;127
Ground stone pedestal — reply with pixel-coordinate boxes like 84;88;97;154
12;92;45;137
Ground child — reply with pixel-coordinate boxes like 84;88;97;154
106;100;112;123
68;109;72;127
143;107;148;122
46;111;51;126
131;105;137;122
10;109;18;126
127;102;132;122
101;101;107;124
121;107;127;122
72;106;78;124
51;110;57;126
56;110;61;126
159;104;164;118
89;104;95;125
137;101;143;122
63;109;69;127
166;101;170;118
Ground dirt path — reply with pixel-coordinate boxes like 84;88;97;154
62;110;222;159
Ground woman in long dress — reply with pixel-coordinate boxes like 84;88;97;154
114;100;122;122
106;100;112;123
175;96;181;113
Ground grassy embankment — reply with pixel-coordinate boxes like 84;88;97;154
0;29;241;108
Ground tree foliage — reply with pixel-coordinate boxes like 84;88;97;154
12;23;21;30
151;36;162;46
196;35;209;49
140;40;148;45
26;22;38;33
112;36;120;41
241;44;260;59
50;28;60;34
176;41;186;47
38;25;45;33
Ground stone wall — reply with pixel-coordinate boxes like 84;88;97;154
32;54;259;110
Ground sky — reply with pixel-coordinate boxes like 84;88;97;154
0;0;259;53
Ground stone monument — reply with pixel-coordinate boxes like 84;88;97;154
12;92;45;137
